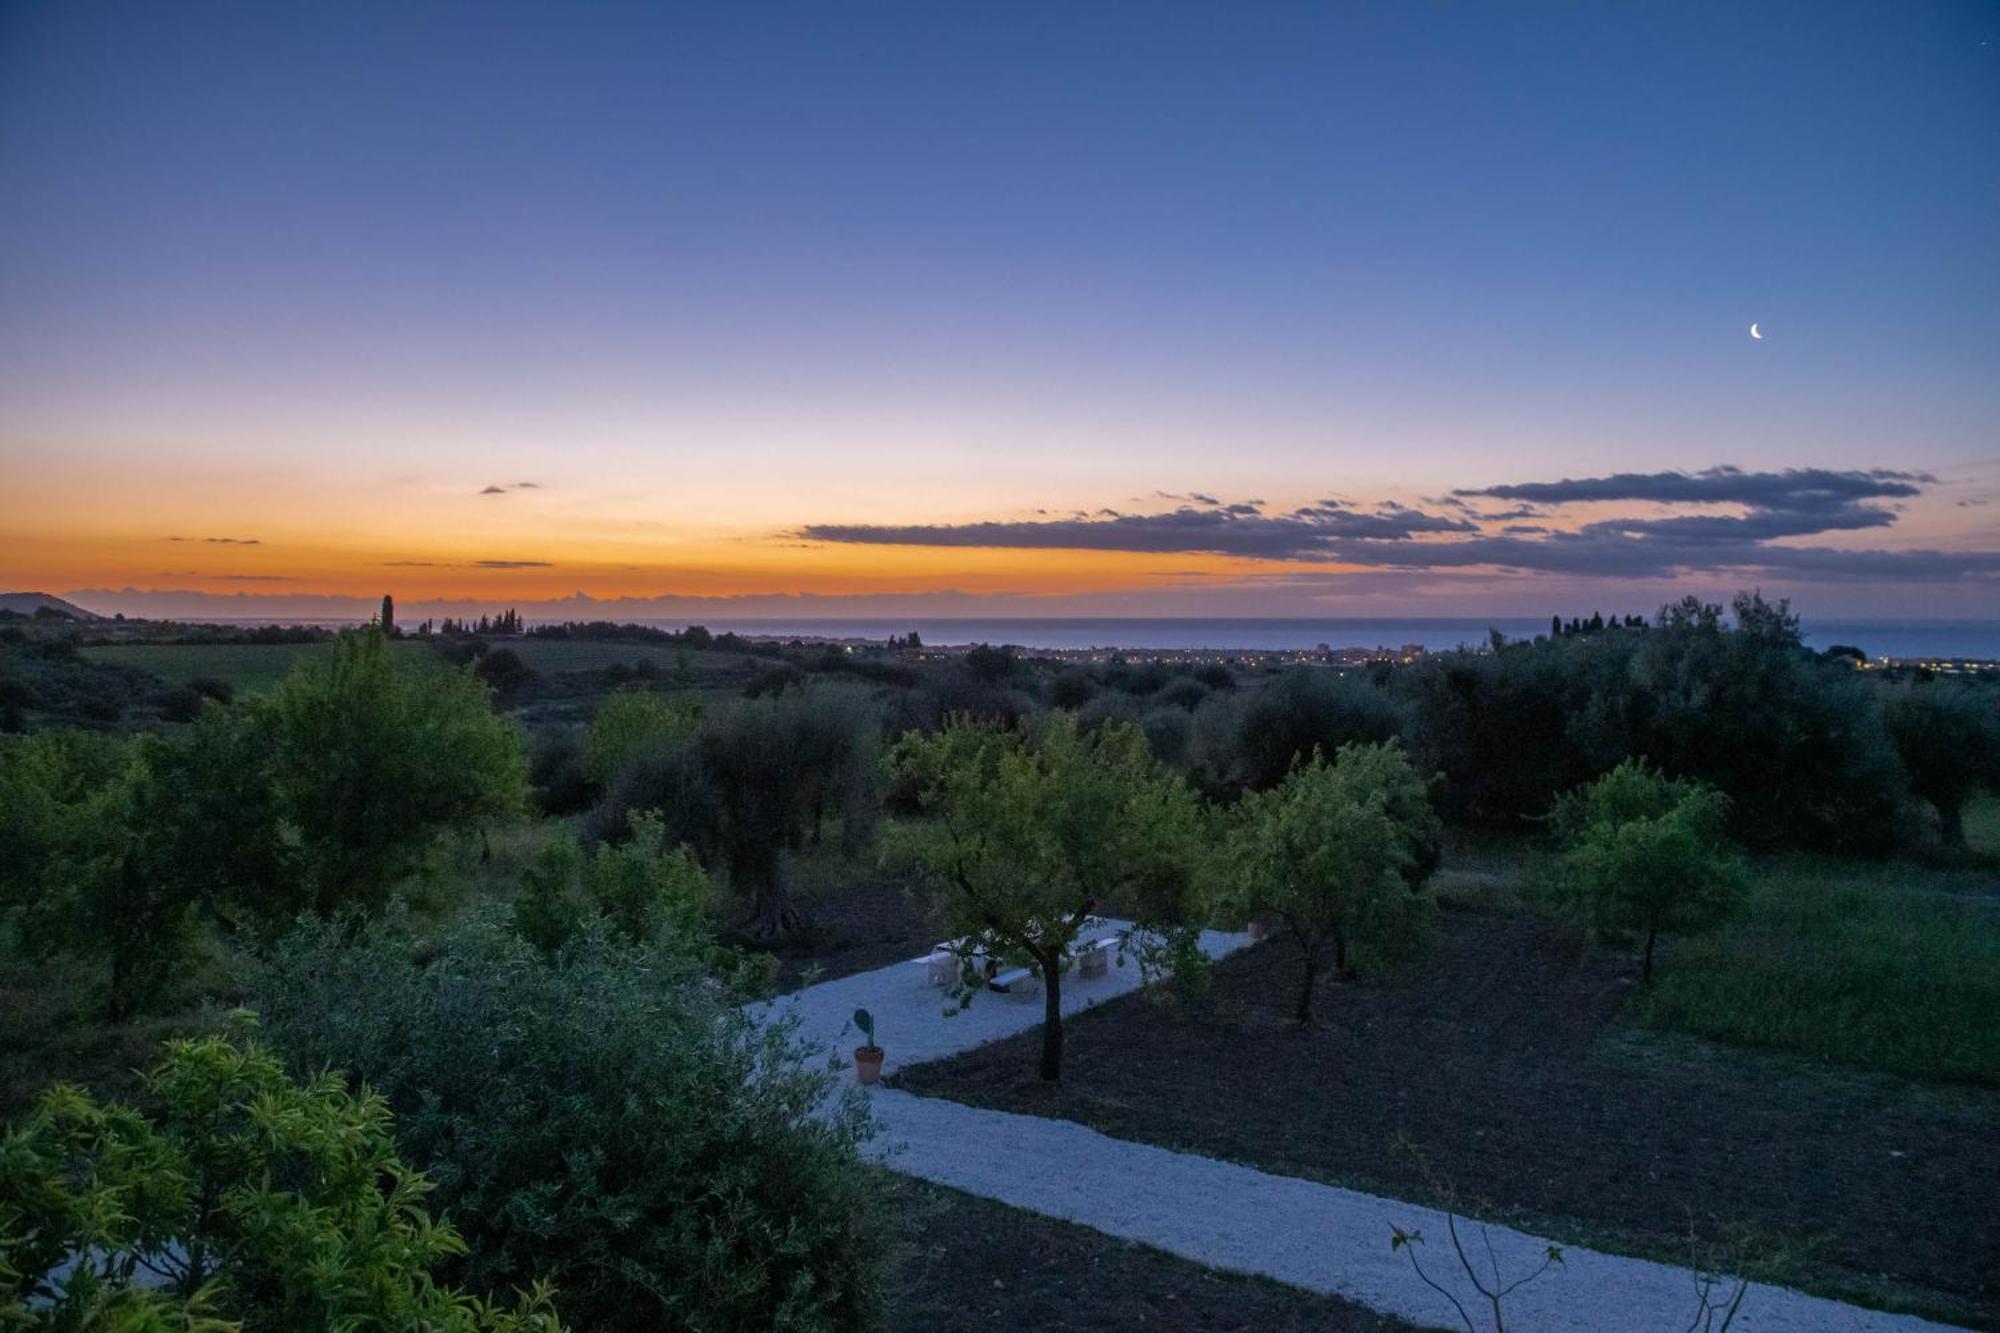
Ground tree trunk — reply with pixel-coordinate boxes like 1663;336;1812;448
1332;924;1349;978
747;876;807;940
106;946;134;1023
1642;925;1658;984
1294;948;1318;1026
1939;798;1967;851
1038;958;1064;1082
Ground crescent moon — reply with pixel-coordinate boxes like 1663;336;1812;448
1750;323;1763;339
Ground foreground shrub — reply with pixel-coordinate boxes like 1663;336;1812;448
1551;760;1746;982
0;1030;559;1332
256;909;883;1332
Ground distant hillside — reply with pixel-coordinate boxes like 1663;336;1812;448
0;592;103;621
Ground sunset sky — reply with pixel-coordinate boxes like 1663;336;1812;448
2;2;1996;621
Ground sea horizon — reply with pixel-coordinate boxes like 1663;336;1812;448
171;614;2000;660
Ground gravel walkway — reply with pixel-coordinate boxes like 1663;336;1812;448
753;931;1968;1333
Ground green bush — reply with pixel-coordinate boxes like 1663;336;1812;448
514;810;712;954
0;1030;560;1332
256;909;884;1332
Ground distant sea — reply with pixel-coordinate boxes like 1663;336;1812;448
691;618;2000;661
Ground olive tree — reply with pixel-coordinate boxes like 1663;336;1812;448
1551;759;1746;982
1218;742;1440;1024
889;714;1205;1082
0;1031;560;1332
1882;681;2000;851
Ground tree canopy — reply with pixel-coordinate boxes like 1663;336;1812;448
1219;742;1439;1023
890;714;1205;1080
1552;759;1747;982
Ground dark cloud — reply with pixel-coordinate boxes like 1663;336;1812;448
383;560;438;567
213;574;296;582
1456;465;1930;508
1457;465;1933;547
512;481;540;489
473;559;553;569
801;502;1475;560
169;536;262;545
479;485;508;495
800;467;1997;584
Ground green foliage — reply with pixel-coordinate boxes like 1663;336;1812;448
1881;681;2000;850
0;1030;560;1332
889;714;1205;1080
853;1008;876;1049
514;810;713;954
1402;593;1909;853
0;712;290;1017
259;627;524;916
1632;856;2000;1084
581;687;701;785
1552;760;1747;982
256;908;885;1332
1191;669;1406;794
1219;742;1439;1023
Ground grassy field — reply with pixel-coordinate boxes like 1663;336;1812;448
1633;853;2000;1085
81;640;424;693
80;637;755;695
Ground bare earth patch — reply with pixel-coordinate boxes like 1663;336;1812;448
893;910;2000;1327
884;1174;1423;1332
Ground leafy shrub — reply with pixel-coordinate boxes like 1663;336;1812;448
0;1030;560;1332
256;910;884;1332
582;687;701;785
513;811;712;954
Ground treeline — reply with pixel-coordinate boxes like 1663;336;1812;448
1031;594;1998;857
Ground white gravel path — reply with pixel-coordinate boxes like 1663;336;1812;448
752;932;1970;1333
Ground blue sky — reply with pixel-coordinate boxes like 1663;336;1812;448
2;1;1996;618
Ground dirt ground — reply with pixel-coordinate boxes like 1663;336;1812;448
894;909;2000;1327
884;1174;1423;1332
757;878;942;993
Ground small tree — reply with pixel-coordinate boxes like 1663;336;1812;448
1882;681;2000;850
1551;760;1746;982
380;592;396;636
0;1030;560;1331
890;714;1204;1081
1219;742;1439;1024
260;627;524;916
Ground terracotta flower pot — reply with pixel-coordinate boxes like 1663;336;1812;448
1078;948;1109;979
854;1045;885;1084
1248;917;1270;943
